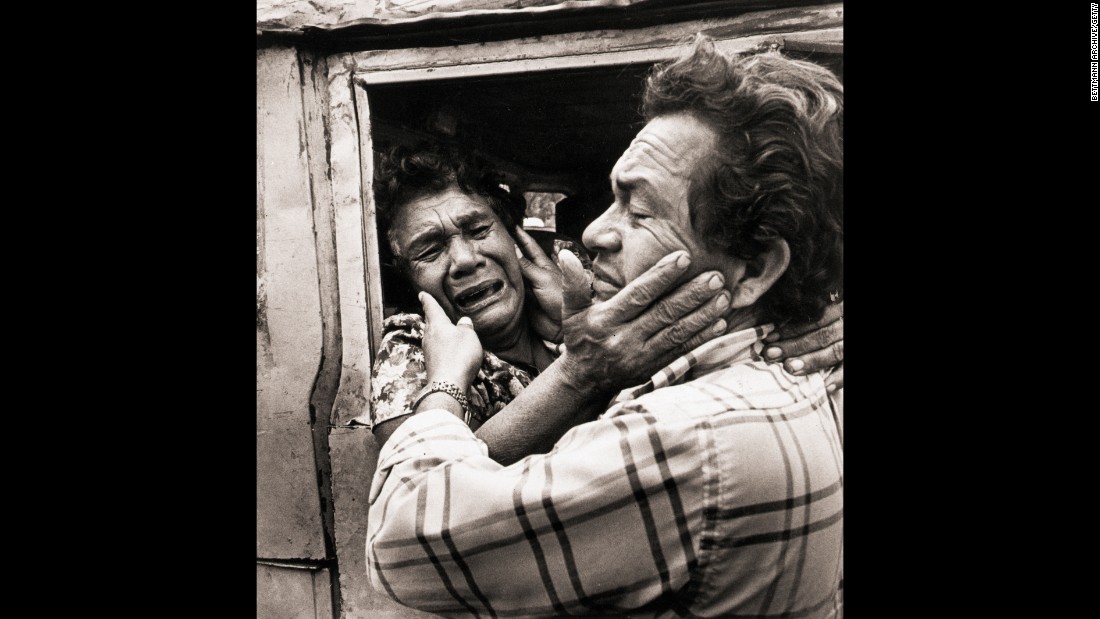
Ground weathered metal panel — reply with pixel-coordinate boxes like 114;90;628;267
319;51;428;617
330;428;436;618
351;83;387;378
257;0;378;31
327;53;379;429
257;44;327;560
301;49;343;578
258;0;644;32
257;564;335;619
257;0;820;33
324;59;427;614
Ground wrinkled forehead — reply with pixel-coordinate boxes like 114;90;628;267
612;114;718;182
389;188;498;250
395;189;497;236
398;188;494;222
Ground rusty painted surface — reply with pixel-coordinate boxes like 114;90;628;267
257;44;327;561
257;564;335;619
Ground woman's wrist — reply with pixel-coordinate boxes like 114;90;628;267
413;379;471;421
416;391;466;420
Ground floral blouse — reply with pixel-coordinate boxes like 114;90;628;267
365;313;537;431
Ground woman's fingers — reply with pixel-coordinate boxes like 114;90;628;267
419;291;452;326
782;340;843;375
764;315;843;362
825;363;843;392
514;227;559;272
419;292;482;387
765;301;843;342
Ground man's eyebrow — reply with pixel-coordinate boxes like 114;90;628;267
616;173;670;212
610;170;638;196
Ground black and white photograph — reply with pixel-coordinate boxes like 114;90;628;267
258;1;844;617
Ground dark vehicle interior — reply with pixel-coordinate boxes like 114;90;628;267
365;52;841;315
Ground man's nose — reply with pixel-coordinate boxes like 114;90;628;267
448;237;484;277
582;206;622;253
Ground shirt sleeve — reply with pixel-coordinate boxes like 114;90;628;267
366;408;706;616
365;320;428;429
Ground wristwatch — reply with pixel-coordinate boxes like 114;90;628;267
411;380;470;423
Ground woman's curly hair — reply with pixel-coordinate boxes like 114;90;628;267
374;143;522;267
642;35;843;326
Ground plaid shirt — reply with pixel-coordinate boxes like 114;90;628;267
367;325;844;618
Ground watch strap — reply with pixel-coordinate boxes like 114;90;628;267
412;381;470;423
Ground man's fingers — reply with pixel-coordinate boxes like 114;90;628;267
516;228;561;290
763;316;843;360
647;288;730;355
560;249;594;316
514;227;558;271
766;300;843;342
603;251;694;323
629;270;728;338
782;340;843;376
419;291;453;326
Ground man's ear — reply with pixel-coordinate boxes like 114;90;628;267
729;237;791;309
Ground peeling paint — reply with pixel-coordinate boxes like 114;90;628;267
257;277;269;330
258;270;276;367
332;364;369;425
258;0;669;33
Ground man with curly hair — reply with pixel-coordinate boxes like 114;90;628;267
368;36;844;618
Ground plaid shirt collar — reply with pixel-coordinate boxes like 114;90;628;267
606;323;776;411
